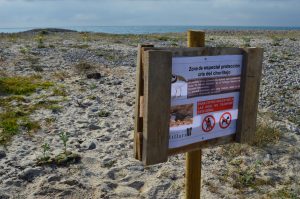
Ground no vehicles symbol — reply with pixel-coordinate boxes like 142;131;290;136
219;112;232;129
202;115;215;132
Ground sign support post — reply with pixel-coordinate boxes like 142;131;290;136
185;30;205;199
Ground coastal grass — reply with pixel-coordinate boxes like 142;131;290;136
0;75;65;145
221;122;280;159
251;122;280;147
0;76;53;95
0;110;40;145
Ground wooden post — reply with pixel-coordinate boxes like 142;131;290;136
236;47;263;143
134;44;154;161
142;50;172;165
185;30;205;199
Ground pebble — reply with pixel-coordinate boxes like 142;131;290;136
88;142;96;150
127;181;144;190
18;168;44;182
88;124;101;130
0;150;6;159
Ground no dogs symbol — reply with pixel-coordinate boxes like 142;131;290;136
202;115;215;132
219;112;232;129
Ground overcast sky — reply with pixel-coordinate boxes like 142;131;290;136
0;0;299;28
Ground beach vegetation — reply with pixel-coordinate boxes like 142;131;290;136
37;135;81;166
251;122;280;147
98;111;110;117
267;186;299;199
25;55;39;65
215;41;236;48
41;142;51;161
90;83;97;90
20;46;29;54
48;105;62;113
31;64;44;72
72;44;89;49
45;117;56;126
271;36;282;46
0;76;53;95
20;118;41;133
80;32;90;42
59;132;69;153
0;76;60;145
74;61;95;74
269;53;279;63
242;37;251;47
52;86;67;96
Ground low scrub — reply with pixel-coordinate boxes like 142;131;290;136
0;76;53;95
0;76;56;145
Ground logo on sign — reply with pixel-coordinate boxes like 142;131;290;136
219;112;232;129
187;127;192;136
202;115;215;132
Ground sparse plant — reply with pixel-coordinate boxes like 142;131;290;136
98;111;110;117
59;132;69;153
49;105;62;113
80;32;90;42
242;37;251;47
251;122;280;147
35;33;45;48
20;47;29;54
74;61;95;74
31;64;44;72
271;36;282;46
20;119;40;133
0;76;53;95
41;142;50;160
269;53;279;63
90;83;97;90
52;87;67;96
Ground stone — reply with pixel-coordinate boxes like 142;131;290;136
19;167;44;182
88;142;96;150
0;192;10;199
86;72;101;79
88;124;101;130
100;181;118;193
0;150;6;159
127;181;144;190
113;80;122;85
115;186;139;197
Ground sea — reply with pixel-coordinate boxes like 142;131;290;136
0;26;300;34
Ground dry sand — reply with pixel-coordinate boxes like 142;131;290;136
0;30;299;198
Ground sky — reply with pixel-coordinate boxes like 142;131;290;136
0;0;299;28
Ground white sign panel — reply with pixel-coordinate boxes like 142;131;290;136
169;55;243;149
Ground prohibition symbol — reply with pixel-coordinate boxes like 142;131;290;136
202;115;215;132
219;112;232;129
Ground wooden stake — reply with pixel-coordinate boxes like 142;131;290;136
186;30;205;199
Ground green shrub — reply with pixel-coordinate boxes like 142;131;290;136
0;76;53;95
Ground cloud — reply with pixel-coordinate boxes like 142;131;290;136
0;0;299;28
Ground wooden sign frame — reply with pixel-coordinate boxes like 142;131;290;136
134;46;263;165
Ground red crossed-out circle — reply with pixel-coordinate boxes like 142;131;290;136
219;112;232;129
202;115;215;132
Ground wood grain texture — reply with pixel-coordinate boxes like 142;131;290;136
186;150;202;199
236;47;263;143
186;30;204;199
187;30;205;48
142;47;244;57
134;44;154;160
142;50;172;165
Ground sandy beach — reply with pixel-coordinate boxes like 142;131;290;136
0;29;299;198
